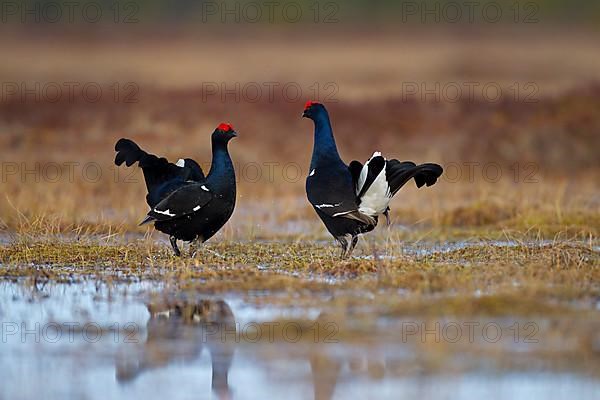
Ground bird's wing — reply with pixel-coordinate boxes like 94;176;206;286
331;209;377;226
308;165;377;226
181;158;206;182
144;183;213;222
311;200;377;226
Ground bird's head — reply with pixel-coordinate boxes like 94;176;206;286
302;100;326;120
212;122;237;143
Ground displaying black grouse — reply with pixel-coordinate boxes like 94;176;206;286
302;101;443;257
114;123;237;256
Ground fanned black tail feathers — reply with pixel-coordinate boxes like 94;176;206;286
386;160;443;196
114;138;205;200
114;138;144;167
115;138;174;195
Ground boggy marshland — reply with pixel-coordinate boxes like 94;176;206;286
0;32;599;400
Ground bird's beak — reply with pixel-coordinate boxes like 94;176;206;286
301;111;308;118
231;130;238;137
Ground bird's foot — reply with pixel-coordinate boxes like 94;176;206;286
336;236;348;259
347;235;359;257
337;234;357;260
170;236;181;257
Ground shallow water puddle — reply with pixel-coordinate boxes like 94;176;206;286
0;279;599;400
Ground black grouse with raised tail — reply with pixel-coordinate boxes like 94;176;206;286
303;101;443;257
114;123;237;256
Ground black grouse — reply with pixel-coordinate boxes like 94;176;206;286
114;123;237;256
302;101;443;257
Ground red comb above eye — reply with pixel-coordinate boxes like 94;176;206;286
217;123;233;132
304;100;319;110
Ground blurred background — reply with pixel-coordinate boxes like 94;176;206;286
0;0;598;238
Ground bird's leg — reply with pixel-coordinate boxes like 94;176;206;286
383;208;391;226
336;236;349;259
170;236;181;257
347;235;359;257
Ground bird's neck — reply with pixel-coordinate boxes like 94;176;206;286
207;142;235;188
310;112;341;169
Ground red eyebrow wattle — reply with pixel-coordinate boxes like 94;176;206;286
218;123;233;132
304;100;319;110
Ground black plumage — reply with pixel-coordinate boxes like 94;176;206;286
114;123;237;256
302;101;443;257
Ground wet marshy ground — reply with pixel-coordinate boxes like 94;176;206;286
0;239;599;400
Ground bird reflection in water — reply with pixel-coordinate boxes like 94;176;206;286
309;312;386;400
116;299;235;399
116;301;385;400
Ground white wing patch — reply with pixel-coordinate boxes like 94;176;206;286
309;169;315;177
201;185;210;191
332;210;353;217
315;203;341;209
176;159;185;168
154;208;175;217
193;205;201;211
358;153;392;217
